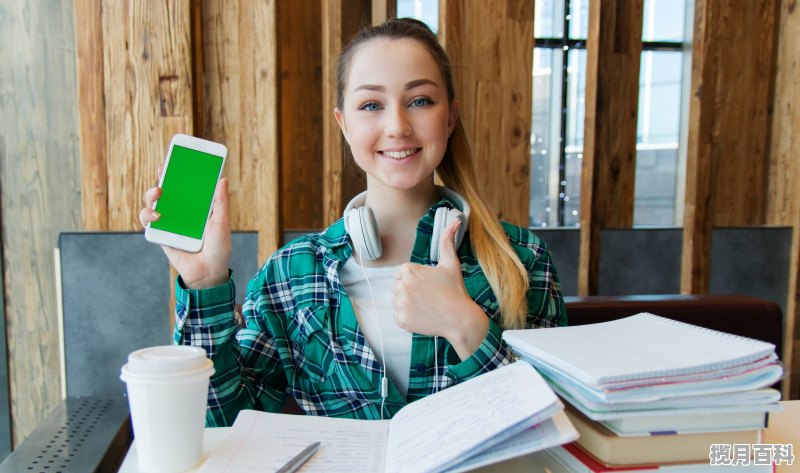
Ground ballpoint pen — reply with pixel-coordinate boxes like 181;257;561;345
275;441;321;473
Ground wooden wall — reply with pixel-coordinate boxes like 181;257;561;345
4;0;800;449
439;0;534;226
681;0;779;294
192;0;280;261
768;0;800;398
0;0;83;446
578;0;643;295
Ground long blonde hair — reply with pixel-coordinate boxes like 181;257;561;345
337;19;530;329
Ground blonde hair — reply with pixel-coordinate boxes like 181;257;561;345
337;19;530;329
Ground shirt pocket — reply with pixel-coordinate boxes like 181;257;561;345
289;305;338;384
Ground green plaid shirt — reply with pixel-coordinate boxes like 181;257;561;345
174;197;567;426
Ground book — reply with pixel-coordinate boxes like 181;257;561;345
564;406;762;466
599;409;769;436
197;361;578;473
547;443;775;473
504;313;783;403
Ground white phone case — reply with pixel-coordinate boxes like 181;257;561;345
144;134;227;252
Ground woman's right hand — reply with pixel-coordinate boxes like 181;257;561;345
139;167;232;289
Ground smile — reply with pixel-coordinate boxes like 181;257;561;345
380;148;421;159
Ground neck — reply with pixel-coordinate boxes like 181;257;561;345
357;179;440;266
364;180;439;229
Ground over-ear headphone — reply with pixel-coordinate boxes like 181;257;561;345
343;186;471;263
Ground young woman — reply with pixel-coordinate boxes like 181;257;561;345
139;18;566;426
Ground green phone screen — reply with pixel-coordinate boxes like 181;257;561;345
150;145;223;239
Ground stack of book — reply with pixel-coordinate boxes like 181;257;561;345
503;313;784;472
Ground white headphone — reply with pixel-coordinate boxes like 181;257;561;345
343;186;471;263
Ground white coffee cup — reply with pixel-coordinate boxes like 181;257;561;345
120;345;214;473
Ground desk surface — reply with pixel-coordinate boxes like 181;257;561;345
119;401;800;473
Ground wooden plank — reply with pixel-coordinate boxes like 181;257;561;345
768;0;800;399
198;0;254;232
322;0;370;227
439;0;533;226
682;0;780;294
75;0;109;231
102;0;194;232
322;0;344;227
239;1;280;262
710;1;776;226
279;1;324;230
0;0;83;446
372;0;396;25
578;0;643;295
681;0;716;295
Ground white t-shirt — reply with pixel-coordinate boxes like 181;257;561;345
338;256;413;397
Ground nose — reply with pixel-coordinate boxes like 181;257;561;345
384;107;412;138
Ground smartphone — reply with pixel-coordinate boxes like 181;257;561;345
144;134;227;252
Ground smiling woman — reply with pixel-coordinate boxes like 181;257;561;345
136;18;567;430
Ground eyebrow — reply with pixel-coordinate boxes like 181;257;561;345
352;79;439;93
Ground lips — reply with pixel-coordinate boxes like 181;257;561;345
379;148;421;160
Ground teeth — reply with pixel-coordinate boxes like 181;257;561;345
383;149;416;159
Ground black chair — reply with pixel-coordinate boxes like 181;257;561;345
57;231;259;397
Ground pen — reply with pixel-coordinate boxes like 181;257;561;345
275;441;321;473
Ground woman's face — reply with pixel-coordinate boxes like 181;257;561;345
335;38;458;193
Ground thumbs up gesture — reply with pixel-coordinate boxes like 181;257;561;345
391;221;489;360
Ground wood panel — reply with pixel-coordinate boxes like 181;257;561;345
322;0;370;227
102;0;194;232
279;1;324;230
681;0;716;295
244;1;280;262
681;0;780;294
75;0;109;231
196;0;280;261
768;0;800;399
372;0;397;25
577;0;643;296
439;0;534;226
0;0;83;446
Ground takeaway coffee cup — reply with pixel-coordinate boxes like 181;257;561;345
120;346;214;473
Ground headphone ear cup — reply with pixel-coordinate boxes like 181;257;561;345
431;207;465;263
346;206;382;260
430;207;449;263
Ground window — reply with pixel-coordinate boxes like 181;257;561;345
634;0;692;226
396;0;439;33
532;0;692;228
531;0;588;228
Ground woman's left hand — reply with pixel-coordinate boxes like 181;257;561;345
391;221;489;360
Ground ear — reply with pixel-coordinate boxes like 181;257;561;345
447;100;459;137
334;108;349;142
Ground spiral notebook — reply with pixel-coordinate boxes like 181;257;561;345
503;313;779;388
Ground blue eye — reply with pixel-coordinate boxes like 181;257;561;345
359;101;381;112
410;97;432;107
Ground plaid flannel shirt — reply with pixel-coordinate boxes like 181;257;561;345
174;196;567;426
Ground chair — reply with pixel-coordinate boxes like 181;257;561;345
57;232;172;398
57;231;260;398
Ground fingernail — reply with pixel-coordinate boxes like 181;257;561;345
152;211;160;218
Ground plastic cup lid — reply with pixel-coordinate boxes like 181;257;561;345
120;345;213;381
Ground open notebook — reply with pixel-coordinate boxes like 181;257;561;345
197;362;577;473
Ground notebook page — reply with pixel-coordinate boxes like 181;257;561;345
444;410;578;473
198;411;389;473
384;361;558;473
503;313;775;386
